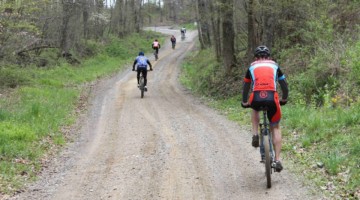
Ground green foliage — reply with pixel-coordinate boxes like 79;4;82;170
0;30;165;194
105;31;164;59
0;67;31;88
181;48;241;97
182;45;360;198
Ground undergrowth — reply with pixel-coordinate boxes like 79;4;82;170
0;30;164;194
181;46;360;199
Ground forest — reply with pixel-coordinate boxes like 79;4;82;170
0;0;360;198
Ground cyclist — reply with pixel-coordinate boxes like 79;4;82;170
170;35;176;49
132;52;153;91
241;45;288;172
180;27;186;38
152;39;161;57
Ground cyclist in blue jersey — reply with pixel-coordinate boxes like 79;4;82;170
132;52;153;90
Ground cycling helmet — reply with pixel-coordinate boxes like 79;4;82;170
138;51;144;56
254;45;270;58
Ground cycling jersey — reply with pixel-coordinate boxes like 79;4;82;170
135;56;148;68
152;41;160;48
243;59;287;125
244;60;285;91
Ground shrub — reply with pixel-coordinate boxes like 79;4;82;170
0;67;30;88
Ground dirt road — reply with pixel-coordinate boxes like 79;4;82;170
10;27;315;200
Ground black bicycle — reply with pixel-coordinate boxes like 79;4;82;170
259;106;275;188
243;105;275;188
136;69;151;98
181;32;185;41
244;101;287;188
153;50;158;61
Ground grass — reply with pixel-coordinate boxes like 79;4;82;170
0;30;165;194
180;48;360;199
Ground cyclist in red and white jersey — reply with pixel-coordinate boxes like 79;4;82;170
241;45;288;172
152;39;161;56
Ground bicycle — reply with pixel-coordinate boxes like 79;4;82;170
181;32;185;41
135;69;151;98
243;100;287;188
153;50;158;61
259;106;275;188
244;105;275;188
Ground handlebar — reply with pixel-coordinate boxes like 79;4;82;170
133;69;153;71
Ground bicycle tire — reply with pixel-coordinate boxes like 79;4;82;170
139;76;145;98
264;134;272;188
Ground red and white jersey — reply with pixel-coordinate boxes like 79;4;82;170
244;59;286;91
153;41;159;48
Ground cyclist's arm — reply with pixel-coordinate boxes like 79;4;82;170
146;60;152;69
242;69;252;103
132;59;137;70
277;68;288;100
279;79;288;100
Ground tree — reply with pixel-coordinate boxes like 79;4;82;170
196;0;211;49
219;0;236;74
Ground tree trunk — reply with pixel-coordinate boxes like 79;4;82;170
220;0;236;74
210;0;221;61
246;0;256;64
196;0;211;49
60;0;72;53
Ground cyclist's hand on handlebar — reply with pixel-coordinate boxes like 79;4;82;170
241;102;250;108
279;99;287;106
132;68;135;71
150;68;153;71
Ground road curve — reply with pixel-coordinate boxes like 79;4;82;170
9;27;315;200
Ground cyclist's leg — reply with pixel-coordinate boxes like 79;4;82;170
268;94;282;162
137;69;141;84
270;124;282;161
249;92;260;147
143;69;148;86
251;109;260;136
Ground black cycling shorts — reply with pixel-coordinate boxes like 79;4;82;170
249;91;281;124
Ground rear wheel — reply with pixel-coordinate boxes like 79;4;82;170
154;51;158;60
264;134;272;188
139;76;145;98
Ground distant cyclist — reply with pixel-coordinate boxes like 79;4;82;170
170;35;176;49
152;39;161;56
180;27;186;38
132;52;153;90
241;45;288;172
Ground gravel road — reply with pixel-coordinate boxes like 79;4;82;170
9;27;317;200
